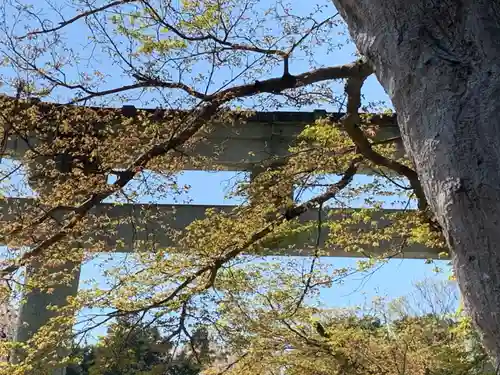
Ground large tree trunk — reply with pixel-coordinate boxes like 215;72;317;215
331;0;500;363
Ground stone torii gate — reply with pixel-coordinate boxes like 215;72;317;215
0;97;444;373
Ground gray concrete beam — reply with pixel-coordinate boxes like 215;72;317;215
6;123;403;172
0;198;446;259
0;96;403;172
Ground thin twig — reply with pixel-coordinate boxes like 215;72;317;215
19;0;138;39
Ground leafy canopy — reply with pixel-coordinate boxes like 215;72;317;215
0;0;451;373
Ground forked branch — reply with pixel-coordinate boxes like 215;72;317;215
338;59;428;212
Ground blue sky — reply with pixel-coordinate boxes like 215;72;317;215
0;0;453;340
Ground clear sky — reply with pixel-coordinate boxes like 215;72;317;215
0;0;453;340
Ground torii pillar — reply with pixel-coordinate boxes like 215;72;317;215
12;156;83;375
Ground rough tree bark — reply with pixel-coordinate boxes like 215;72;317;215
331;0;500;363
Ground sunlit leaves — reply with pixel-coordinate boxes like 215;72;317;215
0;0;452;373
209;282;490;375
0;95;441;372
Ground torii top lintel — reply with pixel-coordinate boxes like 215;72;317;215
0;94;401;171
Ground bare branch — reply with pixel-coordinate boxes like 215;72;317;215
141;0;289;58
70;74;210;103
218;58;372;100
286;14;339;57
338;60;427;210
336;60;441;232
18;0;139;39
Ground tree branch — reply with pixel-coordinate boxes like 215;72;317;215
19;0;139;39
141;0;289;58
74;79;210;103
114;74;210;101
0;60;368;277
338;59;428;211
337;60;441;232
74;59;369;104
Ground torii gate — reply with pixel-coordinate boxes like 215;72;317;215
0;97;446;374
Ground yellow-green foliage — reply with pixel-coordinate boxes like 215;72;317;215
0;0;457;373
206;293;491;375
